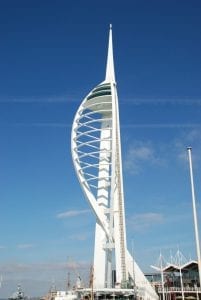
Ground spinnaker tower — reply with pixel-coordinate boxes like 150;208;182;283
71;25;158;300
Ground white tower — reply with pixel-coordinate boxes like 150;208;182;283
71;26;158;299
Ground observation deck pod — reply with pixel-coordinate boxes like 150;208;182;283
84;82;112;116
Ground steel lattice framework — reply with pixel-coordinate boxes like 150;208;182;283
71;26;159;300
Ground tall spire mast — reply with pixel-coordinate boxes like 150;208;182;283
105;24;116;83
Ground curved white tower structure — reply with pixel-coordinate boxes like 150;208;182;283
71;26;158;300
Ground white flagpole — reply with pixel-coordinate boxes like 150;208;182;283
187;147;201;286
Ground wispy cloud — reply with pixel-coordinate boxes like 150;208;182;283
1;96;201;106
128;212;164;232
17;244;35;249
2;122;201;129
69;233;89;241
124;129;201;176
0;246;6;249
0;261;90;273
122;123;201;129
174;129;201;165
0;95;78;103
56;209;90;219
122;97;201;106
124;141;164;174
1;122;72;128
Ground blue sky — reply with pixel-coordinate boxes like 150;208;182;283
0;0;201;297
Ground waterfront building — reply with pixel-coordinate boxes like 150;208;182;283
149;260;201;300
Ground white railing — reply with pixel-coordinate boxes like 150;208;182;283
158;286;201;293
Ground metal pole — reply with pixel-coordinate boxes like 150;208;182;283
187;147;201;286
179;265;185;300
176;249;184;300
160;253;165;300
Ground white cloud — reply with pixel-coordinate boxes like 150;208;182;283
17;244;35;249
56;209;90;219
124;130;201;175
128;212;164;232
69;233;89;241
122;123;201;129
2;122;201;129
1;96;201;106
0;261;90;273
2;122;71;128
0;95;76;103
124;141;163;174
122;97;201;106
174;129;201;165
185;129;201;142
